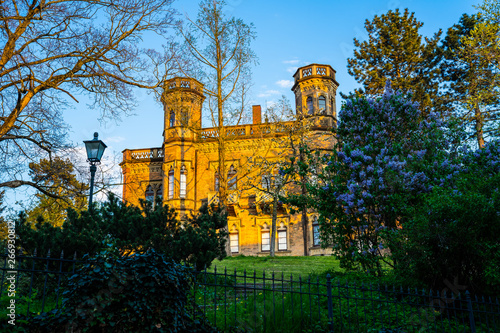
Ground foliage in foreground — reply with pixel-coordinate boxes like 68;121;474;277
394;140;500;294
25;249;218;332
16;194;228;269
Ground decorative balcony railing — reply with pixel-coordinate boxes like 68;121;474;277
123;148;163;161
199;121;295;140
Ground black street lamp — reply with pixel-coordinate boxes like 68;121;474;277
83;132;107;209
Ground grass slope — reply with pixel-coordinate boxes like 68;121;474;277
210;255;342;280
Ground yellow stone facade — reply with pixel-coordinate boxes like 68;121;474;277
120;64;339;256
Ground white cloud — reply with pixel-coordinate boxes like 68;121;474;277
275;79;293;89
257;90;280;98
283;59;300;65
266;100;276;108
286;66;298;73
104;136;125;143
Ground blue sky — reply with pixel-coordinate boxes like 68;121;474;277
5;0;481;210
67;0;479;153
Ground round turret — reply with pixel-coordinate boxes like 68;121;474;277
161;77;205;142
291;64;339;128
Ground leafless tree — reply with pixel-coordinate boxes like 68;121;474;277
177;0;256;207
241;96;319;256
0;0;178;197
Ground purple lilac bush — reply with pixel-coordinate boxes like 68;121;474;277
294;82;460;276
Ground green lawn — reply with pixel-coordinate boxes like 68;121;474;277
210;255;343;280
209;255;414;288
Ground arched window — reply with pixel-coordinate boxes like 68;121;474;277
180;165;187;198
261;223;270;252
228;165;237;190
169;110;175;127
229;224;239;253
214;172;219;191
319;96;326;113
313;216;320;247
306;96;313;115
278;222;287;251
145;185;154;202
168;168;174;199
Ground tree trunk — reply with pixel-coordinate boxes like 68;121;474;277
300;150;309;256
474;103;485;149
301;208;308;256
270;193;279;257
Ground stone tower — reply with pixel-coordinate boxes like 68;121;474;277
160;77;205;216
161;77;205;142
291;64;339;129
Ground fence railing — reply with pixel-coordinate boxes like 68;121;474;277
193;267;500;332
1;252;499;332
0;250;82;318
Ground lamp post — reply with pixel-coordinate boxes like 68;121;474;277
83;132;107;209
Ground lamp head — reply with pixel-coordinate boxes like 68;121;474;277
84;132;107;163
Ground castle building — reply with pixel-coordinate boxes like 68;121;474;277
120;64;339;256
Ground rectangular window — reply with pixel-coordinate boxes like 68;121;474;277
278;230;287;251
261;232;270;252
262;174;272;190
180;172;186;198
229;233;239;253
168;171;174;199
313;225;320;247
228;175;237;190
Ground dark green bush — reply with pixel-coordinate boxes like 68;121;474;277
393;141;500;295
27;248;218;332
17;194;228;269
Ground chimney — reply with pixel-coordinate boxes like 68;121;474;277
252;105;261;124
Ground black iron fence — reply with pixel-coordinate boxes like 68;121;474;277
1;252;499;332
0;250;81;317
194;267;500;332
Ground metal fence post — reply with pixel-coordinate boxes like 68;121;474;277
326;274;334;332
466;291;476;333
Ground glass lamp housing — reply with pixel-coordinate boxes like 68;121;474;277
84;132;107;163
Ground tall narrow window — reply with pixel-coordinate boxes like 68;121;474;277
145;185;154;202
319;96;326;112
278;222;287;251
169;110;175;127
307;96;313;115
262;174;272;191
261;224;270;252
330;98;335;116
313;216;320;247
229;224;239;253
156;184;163;201
180;165;187;198
228;165;237;190
168;168;174;199
214;172;219;191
